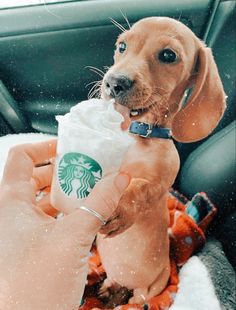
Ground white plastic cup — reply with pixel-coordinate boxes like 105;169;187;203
51;99;133;214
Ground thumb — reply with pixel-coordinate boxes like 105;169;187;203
85;172;130;220
55;172;130;238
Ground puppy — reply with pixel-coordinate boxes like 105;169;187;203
97;17;226;305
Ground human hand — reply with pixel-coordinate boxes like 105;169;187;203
0;140;130;310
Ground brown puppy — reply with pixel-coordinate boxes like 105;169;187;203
97;17;226;305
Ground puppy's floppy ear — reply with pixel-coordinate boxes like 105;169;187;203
172;46;226;142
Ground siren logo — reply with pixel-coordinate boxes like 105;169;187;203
58;152;102;199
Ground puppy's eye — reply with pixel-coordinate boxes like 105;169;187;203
158;49;178;63
118;42;126;53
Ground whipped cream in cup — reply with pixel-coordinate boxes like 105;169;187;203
51;98;134;214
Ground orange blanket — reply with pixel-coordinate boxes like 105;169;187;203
80;191;216;310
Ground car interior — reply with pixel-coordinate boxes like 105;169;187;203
0;0;235;295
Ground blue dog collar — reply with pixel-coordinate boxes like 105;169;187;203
129;121;172;139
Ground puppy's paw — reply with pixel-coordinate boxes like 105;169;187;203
128;288;148;305
99;214;129;237
98;278;115;298
98;279;131;308
99;178;154;237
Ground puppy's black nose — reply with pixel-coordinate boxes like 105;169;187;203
104;74;133;98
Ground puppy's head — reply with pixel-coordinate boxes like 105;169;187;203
101;17;226;142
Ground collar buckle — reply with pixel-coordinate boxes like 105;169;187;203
137;122;153;138
129;121;172;140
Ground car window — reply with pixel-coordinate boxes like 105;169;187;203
0;0;80;9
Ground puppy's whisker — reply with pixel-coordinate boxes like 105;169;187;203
149;94;168;111
88;82;102;99
86;65;105;75
169;34;178;39
88;89;99;99
88;80;102;98
158;97;169;109
152;91;166;104
86;66;105;78
89;69;104;78
177;11;182;21
89;87;101;99
85;80;102;88
88;87;102;99
110;17;126;32
119;9;131;29
155;86;169;94
88;81;101;93
152;90;163;98
94;89;101;98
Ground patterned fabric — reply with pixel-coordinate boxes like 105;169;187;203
80;191;217;310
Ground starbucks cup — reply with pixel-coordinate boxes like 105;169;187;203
51;98;134;214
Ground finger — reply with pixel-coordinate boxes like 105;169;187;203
36;193;59;217
56;173;130;237
2;139;57;185
31;164;53;192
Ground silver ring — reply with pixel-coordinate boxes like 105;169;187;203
79;206;107;225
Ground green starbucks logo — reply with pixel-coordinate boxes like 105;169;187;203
58;152;102;199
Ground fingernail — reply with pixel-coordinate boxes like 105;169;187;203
114;173;130;192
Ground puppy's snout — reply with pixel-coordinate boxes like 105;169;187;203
104;74;133;98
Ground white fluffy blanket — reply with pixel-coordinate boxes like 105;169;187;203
0;133;225;310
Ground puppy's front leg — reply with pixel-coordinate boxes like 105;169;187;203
99;178;163;237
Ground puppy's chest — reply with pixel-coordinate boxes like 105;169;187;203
121;141;164;178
